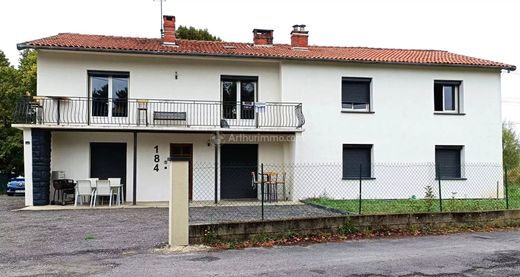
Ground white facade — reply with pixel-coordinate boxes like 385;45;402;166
20;49;504;205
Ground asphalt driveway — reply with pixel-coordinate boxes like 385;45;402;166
103;230;520;277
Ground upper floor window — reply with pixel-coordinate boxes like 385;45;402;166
435;145;464;179
89;71;129;118
434;80;462;113
343;144;372;179
342;77;372;112
221;75;258;120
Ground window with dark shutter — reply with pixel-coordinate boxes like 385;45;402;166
342;77;371;111
435;146;463;178
343;144;372;178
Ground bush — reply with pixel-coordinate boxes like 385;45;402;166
506;167;520;185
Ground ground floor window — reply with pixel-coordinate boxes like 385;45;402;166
343;144;372;178
435;145;463;178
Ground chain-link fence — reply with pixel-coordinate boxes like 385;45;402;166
189;162;514;224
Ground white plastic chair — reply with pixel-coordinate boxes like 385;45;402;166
108;178;123;205
93;180;113;207
74;180;95;207
251;172;260;189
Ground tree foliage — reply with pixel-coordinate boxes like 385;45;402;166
503;122;520;170
17;50;37;95
0;50;10;67
0;49;37;175
176;25;221;41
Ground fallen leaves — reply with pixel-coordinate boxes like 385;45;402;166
208;224;520;250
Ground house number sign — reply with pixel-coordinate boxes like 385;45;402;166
153;145;160;172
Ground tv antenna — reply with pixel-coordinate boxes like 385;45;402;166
153;0;166;35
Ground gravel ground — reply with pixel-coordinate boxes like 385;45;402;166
191;204;343;224
0;195;342;276
0;195;168;276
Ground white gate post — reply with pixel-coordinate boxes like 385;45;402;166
169;158;189;246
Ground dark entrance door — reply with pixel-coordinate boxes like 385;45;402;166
170;144;193;200
90;143;127;194
220;144;258;199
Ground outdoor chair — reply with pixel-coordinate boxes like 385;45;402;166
277;172;287;201
74;180;95;207
251;172;260;190
93;180;114;207
108;178;123;205
87;178;99;191
266;173;278;202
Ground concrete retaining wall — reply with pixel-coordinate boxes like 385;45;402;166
189;210;520;243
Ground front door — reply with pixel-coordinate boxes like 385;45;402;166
90;143;127;193
170;144;193;200
220;144;258;199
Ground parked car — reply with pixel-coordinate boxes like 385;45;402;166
6;177;25;196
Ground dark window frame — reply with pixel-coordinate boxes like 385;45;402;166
342;144;373;179
341;77;372;113
435;145;464;179
434;80;463;114
87;70;130;118
220;75;259;120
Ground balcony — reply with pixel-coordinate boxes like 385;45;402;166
13;96;305;132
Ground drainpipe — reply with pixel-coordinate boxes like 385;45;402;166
133;132;137;205
214;131;219;204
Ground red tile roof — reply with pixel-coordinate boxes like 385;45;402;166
18;33;515;71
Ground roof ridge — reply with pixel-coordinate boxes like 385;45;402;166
308;45;449;52
48;33;451;52
57;32;159;41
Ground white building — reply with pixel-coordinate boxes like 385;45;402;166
14;16;515;206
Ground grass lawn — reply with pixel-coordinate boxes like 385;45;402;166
305;185;520;215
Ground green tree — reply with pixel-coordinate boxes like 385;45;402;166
0;50;11;67
0;128;23;175
0;49;37;175
176;25;221;41
0;65;19;124
503;122;520;170
17;50;37;95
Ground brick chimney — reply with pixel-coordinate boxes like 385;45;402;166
291;25;308;48
162;15;176;45
253;29;274;46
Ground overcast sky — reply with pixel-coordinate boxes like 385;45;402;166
1;0;519;127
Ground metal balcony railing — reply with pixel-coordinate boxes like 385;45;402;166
14;96;305;129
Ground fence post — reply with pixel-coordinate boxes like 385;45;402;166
505;166;509;210
359;164;362;215
437;166;443;212
168;158;189;246
261;163;265;221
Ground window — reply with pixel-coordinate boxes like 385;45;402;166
89;71;129;118
342;77;371;111
221;76;257;120
434;81;461;113
343;144;372;178
435;145;463;179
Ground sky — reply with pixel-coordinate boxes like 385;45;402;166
1;0;519;128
